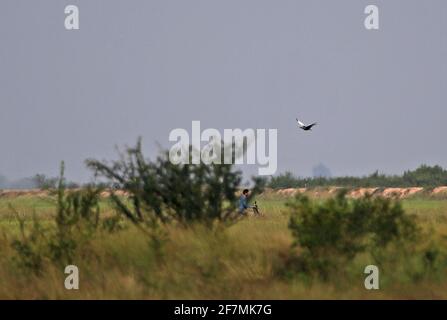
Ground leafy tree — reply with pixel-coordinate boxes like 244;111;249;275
86;138;264;230
33;174;58;190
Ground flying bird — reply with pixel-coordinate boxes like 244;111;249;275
296;118;317;131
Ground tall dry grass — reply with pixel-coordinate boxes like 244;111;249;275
0;195;446;299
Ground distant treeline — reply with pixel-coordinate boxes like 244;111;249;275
0;174;79;190
3;164;447;190
268;165;447;189
0;175;36;189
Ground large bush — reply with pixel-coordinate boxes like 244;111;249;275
86;138;265;230
286;191;419;278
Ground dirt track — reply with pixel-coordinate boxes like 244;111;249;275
2;187;447;199
264;186;447;199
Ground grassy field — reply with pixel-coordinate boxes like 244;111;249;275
0;193;446;299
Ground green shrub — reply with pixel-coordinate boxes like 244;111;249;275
10;208;47;274
86;138;264;230
47;164;102;265
286;191;419;279
11;162;103;273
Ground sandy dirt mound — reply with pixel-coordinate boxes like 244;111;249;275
328;187;342;194
100;191;111;198
432;186;447;194
348;188;378;198
276;188;306;197
381;187;423;198
273;187;428;199
381;188;403;198
1;186;446;200
0;189;49;198
277;188;298;196
406;187;424;197
0;188;134;199
99;190;129;198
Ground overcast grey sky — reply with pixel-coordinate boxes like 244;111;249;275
1;0;446;182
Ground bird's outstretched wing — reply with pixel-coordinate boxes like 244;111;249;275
296;118;305;127
308;122;317;128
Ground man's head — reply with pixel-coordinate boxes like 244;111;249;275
242;189;249;197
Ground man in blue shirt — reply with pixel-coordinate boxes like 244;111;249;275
238;189;251;215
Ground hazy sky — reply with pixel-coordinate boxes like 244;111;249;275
1;0;446;182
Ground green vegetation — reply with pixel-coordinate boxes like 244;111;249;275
10;162;105;274
0;192;447;298
269;165;447;189
0;142;446;299
85;139;264;230
285;192;430;281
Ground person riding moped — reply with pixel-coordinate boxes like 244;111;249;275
238;189;260;216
